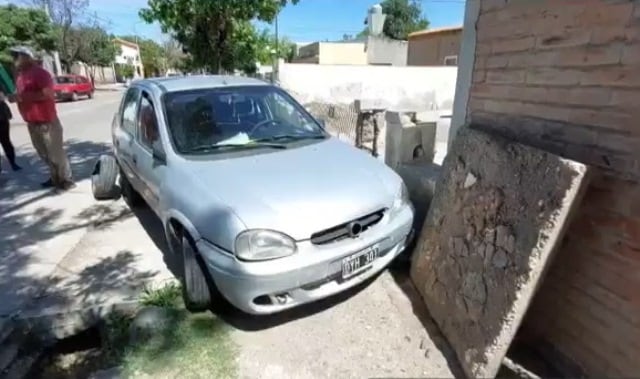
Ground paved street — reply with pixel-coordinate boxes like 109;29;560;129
0;90;457;378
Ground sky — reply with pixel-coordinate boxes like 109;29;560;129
2;0;465;43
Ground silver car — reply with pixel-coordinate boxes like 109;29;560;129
95;75;414;315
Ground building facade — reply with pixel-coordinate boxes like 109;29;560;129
407;26;463;66
113;38;144;78
293;41;368;65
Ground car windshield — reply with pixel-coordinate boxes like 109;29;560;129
55;76;74;84
163;85;326;154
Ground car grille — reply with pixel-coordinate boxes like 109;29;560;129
310;208;385;245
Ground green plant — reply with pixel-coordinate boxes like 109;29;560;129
140;281;182;307
114;63;135;80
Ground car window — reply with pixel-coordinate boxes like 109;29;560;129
264;91;318;133
137;93;161;151
55;76;73;84
163;85;324;154
121;88;141;136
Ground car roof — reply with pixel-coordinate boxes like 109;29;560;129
133;75;270;94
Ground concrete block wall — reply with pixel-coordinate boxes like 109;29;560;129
465;0;640;376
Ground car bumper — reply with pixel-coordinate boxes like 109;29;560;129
197;204;414;315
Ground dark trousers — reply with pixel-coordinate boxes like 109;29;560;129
0;120;17;167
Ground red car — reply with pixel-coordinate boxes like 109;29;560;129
53;74;94;102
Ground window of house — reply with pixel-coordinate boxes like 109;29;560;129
120;88;140;135
137;93;161;151
444;55;458;66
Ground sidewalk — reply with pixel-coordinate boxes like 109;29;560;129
0;171;173;325
94;83;126;92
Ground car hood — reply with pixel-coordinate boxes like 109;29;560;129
187;138;400;241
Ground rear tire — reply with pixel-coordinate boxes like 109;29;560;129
119;169;143;207
181;235;212;312
91;155;119;200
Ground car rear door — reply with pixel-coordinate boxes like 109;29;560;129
130;89;166;213
113;87;145;192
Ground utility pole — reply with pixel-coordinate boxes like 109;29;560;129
42;1;63;75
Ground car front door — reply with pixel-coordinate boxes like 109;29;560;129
131;90;166;214
78;76;90;94
114;87;144;192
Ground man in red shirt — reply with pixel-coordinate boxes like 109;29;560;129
8;46;74;190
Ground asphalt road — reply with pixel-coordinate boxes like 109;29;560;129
7;91;122;155
0;92;458;378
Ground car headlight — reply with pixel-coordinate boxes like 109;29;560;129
234;229;297;261
390;182;411;218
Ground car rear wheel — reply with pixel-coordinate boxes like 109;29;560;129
119;169;143;207
91;155;120;200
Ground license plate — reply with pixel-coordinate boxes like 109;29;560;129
342;244;379;279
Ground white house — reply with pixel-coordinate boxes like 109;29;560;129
113;38;144;78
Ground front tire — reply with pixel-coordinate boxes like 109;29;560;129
181;235;212;312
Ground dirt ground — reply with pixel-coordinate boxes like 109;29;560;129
226;269;461;379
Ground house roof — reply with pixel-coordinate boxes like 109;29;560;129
408;26;463;39
113;38;139;49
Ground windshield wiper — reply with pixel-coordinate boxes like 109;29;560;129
185;142;287;153
253;134;326;143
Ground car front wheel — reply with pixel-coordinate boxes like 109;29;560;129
181;235;212;312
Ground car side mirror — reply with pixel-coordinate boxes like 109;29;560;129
152;144;166;164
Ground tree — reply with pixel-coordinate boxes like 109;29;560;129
120;35;164;77
361;0;429;40
25;0;90;70
0;5;57;65
77;27;120;80
163;38;187;71
140;0;299;74
254;29;297;66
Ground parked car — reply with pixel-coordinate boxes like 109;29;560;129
91;75;414;315
53;74;94;101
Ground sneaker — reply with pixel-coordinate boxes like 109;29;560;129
40;178;54;188
11;164;21;171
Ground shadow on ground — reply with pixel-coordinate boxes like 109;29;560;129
388;247;467;379
0;139;134;318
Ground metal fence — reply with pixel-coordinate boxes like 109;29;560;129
304;101;358;143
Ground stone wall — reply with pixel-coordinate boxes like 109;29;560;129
464;0;640;376
410;126;589;378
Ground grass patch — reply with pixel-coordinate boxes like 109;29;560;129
104;282;237;378
139;281;182;307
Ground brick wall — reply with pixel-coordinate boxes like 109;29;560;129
467;0;640;376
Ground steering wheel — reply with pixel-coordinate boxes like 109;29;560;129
248;119;279;137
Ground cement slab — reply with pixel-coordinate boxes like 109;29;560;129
410;126;590;378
